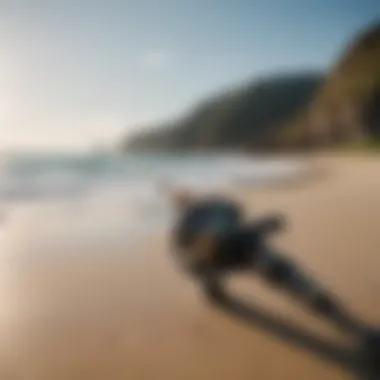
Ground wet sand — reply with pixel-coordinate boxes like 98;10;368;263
1;155;380;380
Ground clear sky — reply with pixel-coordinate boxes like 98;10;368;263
1;0;379;150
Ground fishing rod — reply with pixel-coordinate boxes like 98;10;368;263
170;195;380;379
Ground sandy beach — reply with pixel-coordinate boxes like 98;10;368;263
0;155;380;380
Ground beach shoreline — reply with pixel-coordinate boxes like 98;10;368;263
1;154;380;380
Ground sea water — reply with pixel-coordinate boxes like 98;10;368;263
0;151;309;256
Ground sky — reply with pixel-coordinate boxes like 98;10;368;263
0;0;379;151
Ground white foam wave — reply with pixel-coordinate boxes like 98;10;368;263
0;153;309;261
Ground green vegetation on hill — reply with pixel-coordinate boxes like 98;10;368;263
120;19;380;153
288;19;380;147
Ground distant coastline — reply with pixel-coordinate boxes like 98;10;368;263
119;20;380;154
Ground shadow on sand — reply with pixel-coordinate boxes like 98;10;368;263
210;291;377;380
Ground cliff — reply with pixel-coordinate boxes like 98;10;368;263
120;19;380;152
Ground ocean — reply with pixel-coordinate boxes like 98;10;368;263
0;152;309;258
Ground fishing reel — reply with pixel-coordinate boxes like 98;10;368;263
172;213;286;277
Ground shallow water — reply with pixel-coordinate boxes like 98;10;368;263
0;152;309;255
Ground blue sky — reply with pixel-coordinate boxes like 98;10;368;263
1;0;379;150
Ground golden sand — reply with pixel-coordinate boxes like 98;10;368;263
0;155;379;380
